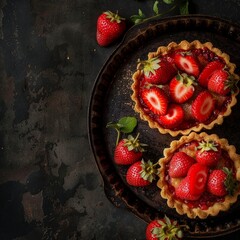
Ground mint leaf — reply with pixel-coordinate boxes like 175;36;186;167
118;116;137;133
130;9;146;24
153;1;159;15
163;0;175;4
179;0;189;15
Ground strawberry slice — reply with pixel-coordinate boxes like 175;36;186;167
169;151;195;178
208;68;236;95
141;87;168;115
169;73;196;103
138;57;177;85
187;163;209;196
191;91;215;122
175;177;201;201
198;60;225;87
174;51;200;77
158;104;184;129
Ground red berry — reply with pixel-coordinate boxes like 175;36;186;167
158;104;184;129
191;91;215;122
96;11;126;47
187;163;209;196
141;87;169;115
169;151;195;178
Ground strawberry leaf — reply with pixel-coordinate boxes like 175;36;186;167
153;1;159;15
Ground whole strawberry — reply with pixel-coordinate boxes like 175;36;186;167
114;134;146;165
207;168;239;197
96;11;126;47
196;140;221;167
146;215;184;240
126;160;158;187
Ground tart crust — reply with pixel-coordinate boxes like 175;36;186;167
157;132;240;219
131;40;239;137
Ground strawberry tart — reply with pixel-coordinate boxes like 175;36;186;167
131;40;239;136
157;132;240;219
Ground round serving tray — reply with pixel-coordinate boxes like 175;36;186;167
88;15;240;238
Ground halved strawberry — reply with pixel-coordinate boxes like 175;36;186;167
169;151;195;178
175;177;201;201
191;91;215;122
174;51;200;77
141;87;168;115
196;140;221;167
198;60;225;87
138;57;177;85
208;68;237;95
169;73;196;103
187;163;209;196
158;104;184;129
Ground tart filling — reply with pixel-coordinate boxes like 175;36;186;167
157;132;240;219
131;40;239;136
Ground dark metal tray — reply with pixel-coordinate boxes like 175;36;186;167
88;15;240;238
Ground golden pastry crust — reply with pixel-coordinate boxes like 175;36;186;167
157;132;240;219
131;40;239;137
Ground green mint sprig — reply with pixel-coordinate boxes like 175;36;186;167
106;116;138;145
130;0;189;25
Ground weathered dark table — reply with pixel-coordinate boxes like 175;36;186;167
1;1;240;239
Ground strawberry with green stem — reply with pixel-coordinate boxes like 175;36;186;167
126;159;159;186
146;215;188;240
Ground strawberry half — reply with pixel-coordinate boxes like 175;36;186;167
198;60;225;87
141;87;169;115
187;163;209;196
169;151;195;178
158;104;184;129
174;51;200;77
126;160;158;187
175;177;201;201
208;68;237;95
96;11;126;47
169;73;196;103
196;140;221;167
191;91;215;122
138;57;177;85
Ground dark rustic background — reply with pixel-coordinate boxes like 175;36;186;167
1;0;240;239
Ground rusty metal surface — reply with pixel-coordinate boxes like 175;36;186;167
0;1;240;240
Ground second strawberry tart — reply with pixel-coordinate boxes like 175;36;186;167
131;40;239;136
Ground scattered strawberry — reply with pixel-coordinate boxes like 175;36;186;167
187;163;209;196
174;51;200;77
138;57;177;85
169;151;195;178
158;104;184;129
191;91;215;122
96;11;126;47
141;87;169;115
208;68;238;95
207;168;239;197
126;160;158;187
146;215;184;240
169;73;196;103
175;176;201;201
114;134;146;165
196;140;221;167
198;60;225;87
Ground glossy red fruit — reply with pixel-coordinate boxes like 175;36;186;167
187;163;209;196
208;68;234;95
191;91;215;122
126;160;158;187
174;51;200;77
175;177;201;201
114;135;145;165
169;151;195;178
96;11;126;47
198;60;225;87
141;87;169;115
169;73;196;103
158;104;184;129
196;140;221;167
146;215;183;240
139;57;177;85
